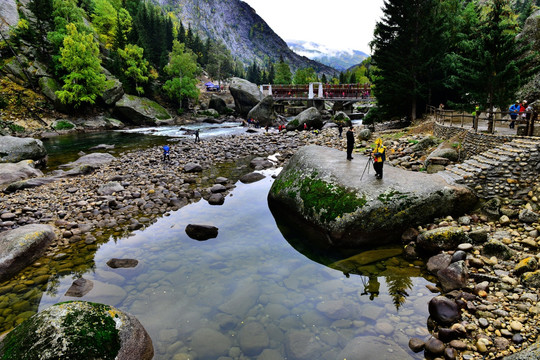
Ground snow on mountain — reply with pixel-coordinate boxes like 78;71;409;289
287;40;369;71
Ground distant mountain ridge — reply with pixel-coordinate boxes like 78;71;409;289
287;40;369;71
156;0;338;77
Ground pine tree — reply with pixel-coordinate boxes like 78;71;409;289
267;63;275;84
371;0;446;121
321;74;328;84
27;0;54;59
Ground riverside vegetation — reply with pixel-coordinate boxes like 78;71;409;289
0;122;539;359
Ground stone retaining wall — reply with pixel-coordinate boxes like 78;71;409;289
435;123;523;159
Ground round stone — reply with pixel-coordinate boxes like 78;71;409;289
509;320;523;332
408;338;424;353
425;338;445;355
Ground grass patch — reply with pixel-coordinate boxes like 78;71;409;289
52;120;75;130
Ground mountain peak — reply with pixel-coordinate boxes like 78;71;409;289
286;40;369;71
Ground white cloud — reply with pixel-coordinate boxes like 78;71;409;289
242;0;385;54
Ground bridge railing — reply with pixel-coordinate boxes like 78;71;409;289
261;83;372;100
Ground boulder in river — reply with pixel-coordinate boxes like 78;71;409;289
0;224;56;281
286;107;323;131
0;135;47;164
268;145;477;248
247;95;277;126
60;152;116;173
229;77;262;117
209;94;229;114
185;224;219;240
0;301;153;360
113;94;171;125
0;160;43;188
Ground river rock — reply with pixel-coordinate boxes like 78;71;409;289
483;240;515;260
239;172;265;184
287;107;323;131
337;335;414;360
519;209;539;223
184;162;203;173
238;322;269;356
358;128;371;141
218;279;260;318
0;160;43;187
113;94;171;125
0;136;47;164
417;227;470;254
208;193;225;205
185;224;218;240
425;338;445;355
247;95;277;126
64;278;94;297
428;296;460;325
268;145;477;247
408;338;425;353
427;253;452;275
250;157;274;170
61;153;116;170
437;260;468;292
0;301;153;359
98;181;125;195
106;259;139;268
229;77;262;117
521;270;540;287
0;224;56;281
208;95;228;114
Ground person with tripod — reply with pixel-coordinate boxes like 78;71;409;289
372;138;386;179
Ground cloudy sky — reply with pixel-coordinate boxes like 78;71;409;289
242;0;386;54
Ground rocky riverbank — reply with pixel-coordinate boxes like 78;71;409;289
1;124;539;359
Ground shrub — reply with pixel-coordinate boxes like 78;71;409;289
53;120;75;130
8;123;25;132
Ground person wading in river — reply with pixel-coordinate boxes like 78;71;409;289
346;126;354;160
372;138;387;179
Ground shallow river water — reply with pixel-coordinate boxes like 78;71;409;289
1;128;438;359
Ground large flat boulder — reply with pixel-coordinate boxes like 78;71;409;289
229;77;262;117
0;224;56;281
113;94;171;125
268;145;477;248
0;136;47;164
0;160;43;188
0;301;153;360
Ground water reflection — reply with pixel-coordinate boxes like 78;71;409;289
1;168;435;359
269;201;431;310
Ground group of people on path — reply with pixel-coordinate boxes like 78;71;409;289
509;100;531;129
346;125;387;179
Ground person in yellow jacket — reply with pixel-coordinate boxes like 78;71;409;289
372;138;387;179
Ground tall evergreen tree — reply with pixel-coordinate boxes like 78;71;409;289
371;0;445;121
27;0;54;59
274;60;292;84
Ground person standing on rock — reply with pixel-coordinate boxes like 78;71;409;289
162;145;170;162
194;129;200;143
338;123;343;138
346;126;354;160
372;138;387;179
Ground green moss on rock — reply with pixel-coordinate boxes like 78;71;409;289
0;301;121;360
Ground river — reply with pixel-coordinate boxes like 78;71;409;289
0;126;435;359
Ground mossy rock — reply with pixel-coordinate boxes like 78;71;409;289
514;257;538;276
268;145;477;248
0;301;153;360
113;94;171;125
482;240;515;260
416;226;470;254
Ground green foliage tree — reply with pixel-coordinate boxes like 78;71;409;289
92;0;117;49
118;44;152;95
207;41;234;85
293;67;317;84
274;60;292;84
162;40;200;110
27;0;54;59
55;23;108;108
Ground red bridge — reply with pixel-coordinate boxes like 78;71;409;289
260;83;372;101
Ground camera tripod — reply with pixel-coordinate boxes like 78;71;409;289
360;153;374;181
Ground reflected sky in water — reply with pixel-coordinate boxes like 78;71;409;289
33;168;434;359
